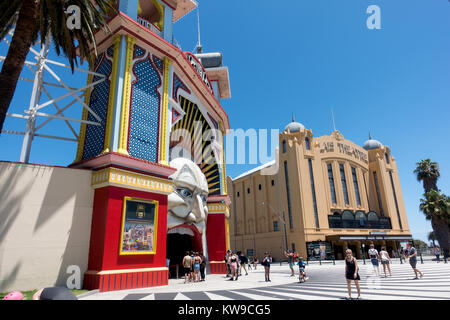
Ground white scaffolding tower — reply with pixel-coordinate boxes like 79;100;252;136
0;30;106;163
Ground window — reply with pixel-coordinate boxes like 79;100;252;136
327;163;337;205
237;192;240;197
389;171;402;229
373;171;384;216
271;180;275;186
247;188;250;194
282;140;287;153
352;167;361;207
273;221;279;232
292;243;296;252
385;153;390;164
284;161;293;229
305;137;311;150
308;159;319;228
258;184;262;190
340;164;349;205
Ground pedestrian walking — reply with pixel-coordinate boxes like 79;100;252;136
262;252;272;282
344;249;361;300
253;257;258;270
248;257;253;270
434;245;440;262
380;246;392;277
239;252;249;276
225;250;232;278
399;247;406;263
407;243;423;279
298;257;308;283
193;252;202;282
228;252;239;281
200;251;207;281
368;244;380;276
284;249;295;277
182;251;193;284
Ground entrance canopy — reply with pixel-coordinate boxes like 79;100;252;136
327;234;413;241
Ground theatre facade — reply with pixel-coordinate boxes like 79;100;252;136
227;119;412;261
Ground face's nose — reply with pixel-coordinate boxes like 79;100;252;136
191;194;207;223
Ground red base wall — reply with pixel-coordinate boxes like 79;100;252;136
84;269;168;292
84;186;168;291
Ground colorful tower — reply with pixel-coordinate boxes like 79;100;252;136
70;0;231;291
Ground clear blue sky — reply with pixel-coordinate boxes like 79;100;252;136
1;0;449;243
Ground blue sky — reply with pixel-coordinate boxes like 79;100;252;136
1;0;449;243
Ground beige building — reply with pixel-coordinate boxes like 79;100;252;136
227;119;412;261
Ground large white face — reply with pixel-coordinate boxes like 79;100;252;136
167;158;209;235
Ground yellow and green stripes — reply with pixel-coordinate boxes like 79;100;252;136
102;35;121;154
159;57;172;165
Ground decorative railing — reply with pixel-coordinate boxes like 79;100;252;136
137;16;163;38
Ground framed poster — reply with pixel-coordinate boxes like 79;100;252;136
119;197;158;255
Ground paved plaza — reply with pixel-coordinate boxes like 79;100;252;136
79;259;450;300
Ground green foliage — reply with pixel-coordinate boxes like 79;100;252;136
0;0;116;70
419;190;450;222
413;239;429;250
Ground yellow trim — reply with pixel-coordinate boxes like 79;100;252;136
91;167;174;194
85;267;168;275
119;197;159;256
207;203;230;214
117;35;136;155
225;218;230;251
219;122;227;194
102;35;121;154
159;57;171;165
151;0;165;31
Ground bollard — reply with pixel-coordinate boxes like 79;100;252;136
319;256;322;266
176;264;179;279
420;252;424;264
333;256;335;265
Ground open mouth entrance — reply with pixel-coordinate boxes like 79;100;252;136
166;226;202;279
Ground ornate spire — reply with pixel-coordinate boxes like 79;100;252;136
292;113;295;123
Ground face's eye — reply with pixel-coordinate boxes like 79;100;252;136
201;195;207;203
177;188;193;198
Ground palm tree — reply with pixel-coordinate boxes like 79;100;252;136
0;0;116;134
414;159;440;193
428;231;437;247
420;190;450;259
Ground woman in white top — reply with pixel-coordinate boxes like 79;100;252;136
379;246;392;277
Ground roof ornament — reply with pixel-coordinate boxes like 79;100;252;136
195;7;203;54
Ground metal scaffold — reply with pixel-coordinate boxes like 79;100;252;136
0;30;106;163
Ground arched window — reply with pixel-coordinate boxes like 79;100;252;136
367;211;379;221
342;210;354;228
355;211;366;227
282;140;287;153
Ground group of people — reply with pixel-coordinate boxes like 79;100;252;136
284;250;308;282
225;250;259;281
182;251;207;283
345;241;425;300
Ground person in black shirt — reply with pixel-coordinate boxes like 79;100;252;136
239;252;249;276
200;251;207;281
344;249;361;300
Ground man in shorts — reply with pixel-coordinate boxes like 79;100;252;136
182;251;193;284
368;244;380;276
407;243;423;279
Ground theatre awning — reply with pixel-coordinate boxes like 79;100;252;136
327;234;413;241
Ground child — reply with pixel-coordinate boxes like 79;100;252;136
298;257;308;282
